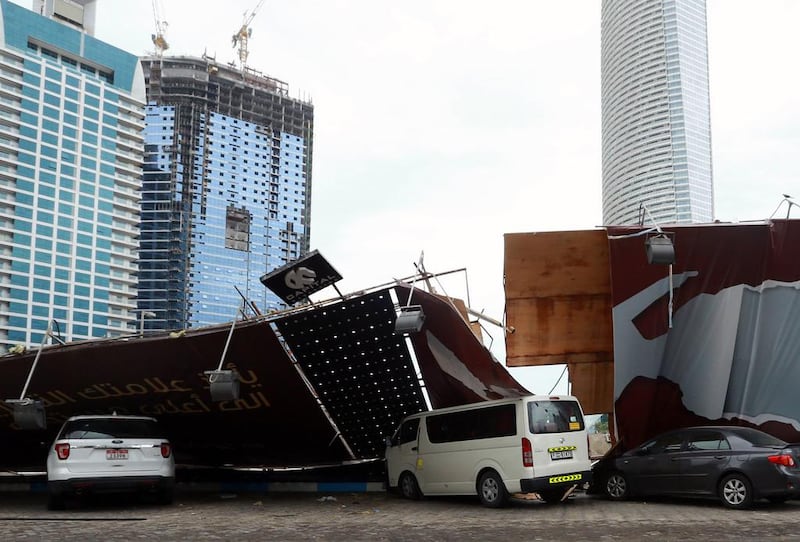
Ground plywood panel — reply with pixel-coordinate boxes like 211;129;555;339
504;229;613;368
506;296;612;364
569;361;614;415
504;230;611;298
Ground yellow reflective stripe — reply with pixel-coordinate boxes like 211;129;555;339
547;446;577;453
548;473;582;484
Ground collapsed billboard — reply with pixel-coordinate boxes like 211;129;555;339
505;220;800;449
608;220;800;447
1;286;527;470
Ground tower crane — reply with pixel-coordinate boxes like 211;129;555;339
151;0;169;56
232;0;266;69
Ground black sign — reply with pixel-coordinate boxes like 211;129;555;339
260;250;343;304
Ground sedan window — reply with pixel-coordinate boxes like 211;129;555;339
687;431;730;451
643;432;684;454
733;427;787;448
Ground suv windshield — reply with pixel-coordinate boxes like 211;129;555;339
59;418;164;440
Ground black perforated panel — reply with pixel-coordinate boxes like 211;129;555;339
275;289;427;458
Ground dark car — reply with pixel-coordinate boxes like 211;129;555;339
592;426;800;509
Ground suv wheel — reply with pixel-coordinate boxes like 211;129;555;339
47;491;65;511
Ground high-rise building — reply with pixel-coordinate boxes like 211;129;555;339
139;56;313;331
601;0;713;225
0;0;144;352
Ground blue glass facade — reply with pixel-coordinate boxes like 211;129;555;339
140;57;313;330
0;0;144;351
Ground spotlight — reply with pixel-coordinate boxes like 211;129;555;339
204;370;241;402
645;233;675;265
394;305;426;334
6;399;47;430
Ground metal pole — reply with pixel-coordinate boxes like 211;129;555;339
19;321;52;401
215;302;243;372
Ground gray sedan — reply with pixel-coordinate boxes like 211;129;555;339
593;426;800;509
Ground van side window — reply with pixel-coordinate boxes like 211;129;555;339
395;418;419;446
399;419;419;445
528;401;585;434
427;404;516;443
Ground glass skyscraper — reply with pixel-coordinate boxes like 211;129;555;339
601;0;713;225
139;57;313;331
0;0;144;352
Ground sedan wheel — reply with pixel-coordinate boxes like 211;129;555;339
719;473;753;509
605;471;629;500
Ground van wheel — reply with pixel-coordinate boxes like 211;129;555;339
399;472;421;500
478;470;508;508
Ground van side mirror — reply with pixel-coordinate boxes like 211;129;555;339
385;436;393;448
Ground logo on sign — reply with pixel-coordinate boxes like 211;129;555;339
285;267;316;290
260;250;342;305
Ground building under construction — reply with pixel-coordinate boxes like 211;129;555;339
138;55;314;331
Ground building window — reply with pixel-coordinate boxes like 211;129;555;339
225;206;250;252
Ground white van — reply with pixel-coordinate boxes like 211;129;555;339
385;395;592;507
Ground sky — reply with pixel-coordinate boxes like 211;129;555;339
13;0;800;395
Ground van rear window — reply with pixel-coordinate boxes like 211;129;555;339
528;401;584;433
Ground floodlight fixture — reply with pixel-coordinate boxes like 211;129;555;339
645;233;675;265
2;319;61;430
204;297;244;402
394;252;427;335
204;369;241;402
394;305;426;334
6;398;46;430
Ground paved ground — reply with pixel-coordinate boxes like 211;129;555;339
0;490;798;541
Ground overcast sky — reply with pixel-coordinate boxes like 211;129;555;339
14;0;800;394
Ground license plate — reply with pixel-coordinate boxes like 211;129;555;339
550;450;573;460
106;449;128;460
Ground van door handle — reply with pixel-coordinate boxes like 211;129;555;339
412;446;417;451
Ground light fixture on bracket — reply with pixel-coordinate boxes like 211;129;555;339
605;203;677;329
205;368;240;402
638;203;675;265
204;298;244;402
645;232;675;265
394;253;427;335
394;305;426;334
3;320;61;430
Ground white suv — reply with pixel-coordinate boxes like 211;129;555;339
46;414;175;510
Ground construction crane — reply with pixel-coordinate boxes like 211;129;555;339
232;0;266;69
151;0;169;56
